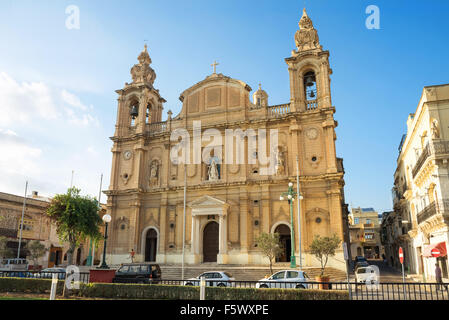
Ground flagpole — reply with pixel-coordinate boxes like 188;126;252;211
17;181;28;259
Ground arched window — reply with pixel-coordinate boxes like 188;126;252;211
146;104;151;124
303;71;317;101
129;100;139;126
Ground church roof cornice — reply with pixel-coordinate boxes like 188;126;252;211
179;73;252;102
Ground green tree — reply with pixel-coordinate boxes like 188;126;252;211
27;240;48;270
256;232;283;275
0;236;14;259
309;234;342;276
46;187;102;265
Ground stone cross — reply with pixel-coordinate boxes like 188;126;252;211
211;60;219;74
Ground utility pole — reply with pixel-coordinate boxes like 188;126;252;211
17;181;28;259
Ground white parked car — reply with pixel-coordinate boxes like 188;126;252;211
355;266;378;284
183;271;235;287
0;258;29;272
256;270;310;289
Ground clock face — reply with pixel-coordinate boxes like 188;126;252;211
123;150;132;160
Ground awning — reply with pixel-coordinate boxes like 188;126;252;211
422;242;447;258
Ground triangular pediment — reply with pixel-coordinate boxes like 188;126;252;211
188;195;226;208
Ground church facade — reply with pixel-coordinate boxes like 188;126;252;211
105;9;349;270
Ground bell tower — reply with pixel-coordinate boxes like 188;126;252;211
285;8;333;113
109;45;166;192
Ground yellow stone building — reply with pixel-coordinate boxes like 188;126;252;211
105;9;348;270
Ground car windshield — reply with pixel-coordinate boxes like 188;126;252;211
357;268;367;274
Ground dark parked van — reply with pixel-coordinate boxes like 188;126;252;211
112;263;162;284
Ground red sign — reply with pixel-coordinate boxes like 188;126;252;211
431;248;441;258
399;247;404;264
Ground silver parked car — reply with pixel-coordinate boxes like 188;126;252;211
256;270;310;289
34;267;66;279
183;271;235;287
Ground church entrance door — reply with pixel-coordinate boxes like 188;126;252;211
275;224;291;263
145;229;157;262
203;222;219;262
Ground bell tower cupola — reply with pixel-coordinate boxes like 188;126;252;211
252;83;269;107
113;45;166;138
285;8;333;112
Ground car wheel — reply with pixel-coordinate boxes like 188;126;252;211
260;284;268;289
295;284;305;289
185;282;193;286
217;283;226;287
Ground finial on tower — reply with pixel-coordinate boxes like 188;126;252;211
294;8;321;53
130;45;156;85
302;7;308;17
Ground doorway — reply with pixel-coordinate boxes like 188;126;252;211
203;222;219;262
275;224;291;263
145;229;158;262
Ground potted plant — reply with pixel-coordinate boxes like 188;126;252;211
309;234;341;289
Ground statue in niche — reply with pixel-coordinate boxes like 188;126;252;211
208;158;219;181
274;147;285;175
431;119;440;139
149;161;159;187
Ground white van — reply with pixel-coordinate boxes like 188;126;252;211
0;258;29;272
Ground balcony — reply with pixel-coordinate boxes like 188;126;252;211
306;99;318;111
412;141;449;177
147;121;167;135
417;199;449;225
268;103;291;117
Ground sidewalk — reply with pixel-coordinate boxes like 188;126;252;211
407;273;449;283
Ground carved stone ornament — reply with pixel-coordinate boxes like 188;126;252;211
431;119;440;139
130;45;156;85
306;127;319;140
294;8;320;52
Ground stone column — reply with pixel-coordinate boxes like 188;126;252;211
322;118;337;173
217;211;229;264
239;189;250;263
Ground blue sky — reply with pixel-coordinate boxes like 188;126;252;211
0;0;448;213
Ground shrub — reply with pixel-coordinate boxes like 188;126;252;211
76;283;348;300
0;278;64;295
0;278;349;300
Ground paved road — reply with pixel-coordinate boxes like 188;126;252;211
366;260;415;283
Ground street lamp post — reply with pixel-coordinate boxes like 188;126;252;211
98;214;111;269
280;182;303;269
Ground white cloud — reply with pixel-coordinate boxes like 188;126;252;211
0;72;110;199
0;72;59;126
0;128;42;177
0;72;98;128
61;89;89;111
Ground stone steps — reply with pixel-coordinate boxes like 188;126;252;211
159;264;348;281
